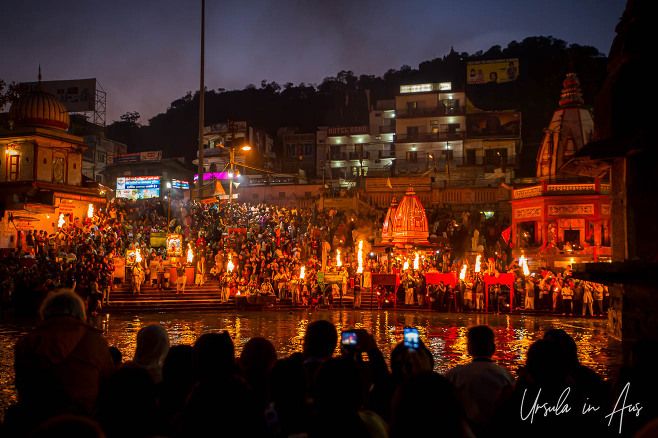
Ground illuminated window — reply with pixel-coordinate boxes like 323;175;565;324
8;155;19;181
97;152;106;163
406;151;418;163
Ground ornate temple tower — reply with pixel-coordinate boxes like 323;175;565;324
391;187;429;244
536;73;594;180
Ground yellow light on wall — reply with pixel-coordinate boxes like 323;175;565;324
5;144;19;155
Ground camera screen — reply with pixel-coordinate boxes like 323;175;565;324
403;328;419;350
341;331;358;346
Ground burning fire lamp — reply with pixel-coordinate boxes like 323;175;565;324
337;249;342;267
403;259;409;271
87;203;94;219
459;264;467;281
520;255;530;276
227;255;234;272
57;214;65;228
475;254;481;273
357;241;363;273
187;244;194;265
300;266;305;279
135;248;142;264
413;252;419;270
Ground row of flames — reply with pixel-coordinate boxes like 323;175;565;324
460;255;482;281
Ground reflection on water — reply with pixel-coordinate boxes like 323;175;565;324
0;310;622;415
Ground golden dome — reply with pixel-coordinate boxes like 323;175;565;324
9;86;70;131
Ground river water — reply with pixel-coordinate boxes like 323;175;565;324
0;310;622;416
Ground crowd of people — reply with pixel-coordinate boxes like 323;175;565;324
3;288;657;438
0;197;610;318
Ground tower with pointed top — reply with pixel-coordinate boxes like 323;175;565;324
536;73;594;180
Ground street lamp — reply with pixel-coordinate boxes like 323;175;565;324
166;181;172;231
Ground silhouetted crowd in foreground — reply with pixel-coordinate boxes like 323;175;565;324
3;289;658;438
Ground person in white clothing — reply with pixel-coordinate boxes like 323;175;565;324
445;325;514;434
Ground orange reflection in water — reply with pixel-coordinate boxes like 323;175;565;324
0;310;622;416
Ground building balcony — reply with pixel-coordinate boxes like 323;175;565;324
379;125;396;134
395;106;465;119
513;182;611;199
378;150;396;159
329;152;347;161
395;132;464;143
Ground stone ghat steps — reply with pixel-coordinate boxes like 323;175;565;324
107;283;357;312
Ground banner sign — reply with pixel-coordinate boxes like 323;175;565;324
116;176;160;199
400;82;451;93
327;125;369;136
194;172;231;181
110;150;162;164
467;59;519;84
171;179;189;189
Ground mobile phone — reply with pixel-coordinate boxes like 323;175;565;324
341;331;358;347
403;327;419;350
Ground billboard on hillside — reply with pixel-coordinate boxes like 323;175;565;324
23;79;96;112
467;59;519;85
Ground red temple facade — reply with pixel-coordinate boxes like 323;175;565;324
388;187;430;244
510;73;611;266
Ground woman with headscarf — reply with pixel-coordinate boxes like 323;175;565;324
126;324;170;384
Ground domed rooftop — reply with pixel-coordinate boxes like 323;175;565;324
9;73;69;131
536;72;593;180
391;187;429;244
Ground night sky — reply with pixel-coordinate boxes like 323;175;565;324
1;0;625;123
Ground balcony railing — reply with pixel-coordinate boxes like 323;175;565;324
378;150;396;159
379;125;396;134
396;106;465;118
329;153;347;160
395;132;464;143
513;183;608;199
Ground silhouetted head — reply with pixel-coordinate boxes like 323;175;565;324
467;325;495;358
193;331;235;383
544;328;579;368
302;320;337;360
525;339;568;384
240;337;277;390
40;289;86;321
134;324;170;383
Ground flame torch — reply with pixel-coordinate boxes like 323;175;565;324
337;249;342;267
475;254;481;273
520;255;530;276
459;264;467;281
58;214;65;228
227;255;234;272
357;241;363;274
413;252;419;270
300;266;305;279
187;244;194;265
135;248;142;264
87;203;94;219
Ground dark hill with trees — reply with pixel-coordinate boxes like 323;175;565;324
104;36;608;177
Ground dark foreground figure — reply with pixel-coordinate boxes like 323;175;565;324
2;289;657;438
